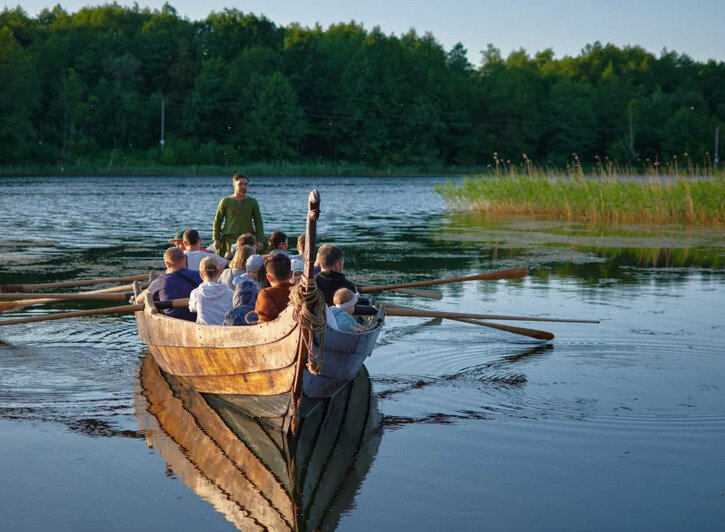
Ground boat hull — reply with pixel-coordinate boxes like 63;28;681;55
135;303;384;403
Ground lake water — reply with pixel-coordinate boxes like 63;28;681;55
0;176;723;531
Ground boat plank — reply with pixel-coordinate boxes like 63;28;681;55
174;364;297;395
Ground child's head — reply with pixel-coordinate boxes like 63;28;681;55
333;288;358;314
316;244;344;272
245;254;264;280
268;231;288;251
230;245;254;270
264;253;292;284
183;229;202;250
163;246;187;271
297;234;306;257
237;233;256;249
199;256;221;282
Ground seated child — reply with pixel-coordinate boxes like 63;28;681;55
219;244;254;289
267;231;288;254
315;244;357;306
225;254;264;325
183;229;228;271
226;232;258;259
188;257;233;325
330;288;367;333
288;234;304;262
291;258;304;285
224;277;259;326
254;253;294;323
233;254;264;291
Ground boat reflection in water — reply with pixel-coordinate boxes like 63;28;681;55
134;355;382;531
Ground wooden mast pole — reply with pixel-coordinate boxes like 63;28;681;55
287;190;321;434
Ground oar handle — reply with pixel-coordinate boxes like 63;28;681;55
359;267;528;293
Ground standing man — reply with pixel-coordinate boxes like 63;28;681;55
213;173;264;257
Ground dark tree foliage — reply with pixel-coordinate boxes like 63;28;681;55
0;5;722;166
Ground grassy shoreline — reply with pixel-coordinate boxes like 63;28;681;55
435;175;725;226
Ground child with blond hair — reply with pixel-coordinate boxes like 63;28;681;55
330;288;367;333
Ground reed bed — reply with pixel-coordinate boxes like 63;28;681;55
435;156;724;225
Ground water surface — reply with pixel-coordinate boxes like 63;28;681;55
0;176;723;530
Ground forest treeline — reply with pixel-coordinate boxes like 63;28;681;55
1;3;723;169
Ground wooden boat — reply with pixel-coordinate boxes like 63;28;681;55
134;304;384;407
135;355;382;531
133;190;385;426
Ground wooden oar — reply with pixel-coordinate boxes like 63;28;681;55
448;317;554;341
357;285;443;300
384;303;554;340
384;303;599;324
359;267;528;293
0;292;133;301
0;274;149;293
0;298;189;326
0;283;144;312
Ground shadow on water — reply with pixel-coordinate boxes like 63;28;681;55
135;355;382;532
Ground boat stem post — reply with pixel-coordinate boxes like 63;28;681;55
288;190;321;434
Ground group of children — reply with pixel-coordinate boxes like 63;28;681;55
164;229;366;333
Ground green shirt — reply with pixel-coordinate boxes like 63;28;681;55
212;196;264;242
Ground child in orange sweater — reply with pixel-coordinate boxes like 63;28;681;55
254;253;294;323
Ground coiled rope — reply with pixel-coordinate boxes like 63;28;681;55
289;275;327;374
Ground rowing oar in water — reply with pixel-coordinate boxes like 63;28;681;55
384;303;555;340
384;303;599;324
0;298;190;326
0;283;146;312
359;267;528;293
0;274;150;293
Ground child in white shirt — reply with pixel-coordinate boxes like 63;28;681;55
188;257;233;325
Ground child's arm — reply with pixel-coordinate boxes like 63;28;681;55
188;289;199;313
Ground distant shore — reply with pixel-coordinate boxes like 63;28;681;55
0;162;477;178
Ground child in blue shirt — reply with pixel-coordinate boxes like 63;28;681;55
330;288;367;333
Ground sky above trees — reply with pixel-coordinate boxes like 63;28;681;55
5;0;725;63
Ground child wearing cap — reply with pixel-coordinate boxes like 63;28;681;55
233;254;265;291
188;256;233;325
330;288;367;333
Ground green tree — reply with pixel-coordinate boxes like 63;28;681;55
244;72;306;159
662;106;709;159
0;26;39;162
